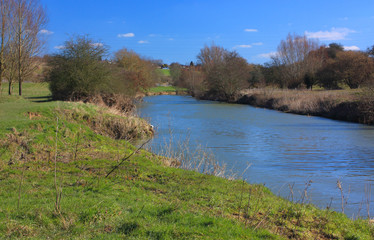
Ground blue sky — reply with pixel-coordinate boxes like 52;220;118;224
39;0;374;64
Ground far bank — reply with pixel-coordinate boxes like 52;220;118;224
196;88;374;126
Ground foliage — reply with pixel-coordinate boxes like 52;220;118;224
334;51;374;89
148;86;187;93
327;43;344;59
47;35;112;100
248;64;266;88
316;51;374;89
367;45;374;58
169;62;182;85
113;48;156;92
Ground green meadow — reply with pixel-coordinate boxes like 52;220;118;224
0;83;373;239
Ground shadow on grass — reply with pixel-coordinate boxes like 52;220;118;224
25;95;53;103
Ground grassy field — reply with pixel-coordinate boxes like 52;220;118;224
0;83;373;239
156;68;171;77
148;86;188;93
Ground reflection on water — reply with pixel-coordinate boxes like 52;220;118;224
137;95;374;217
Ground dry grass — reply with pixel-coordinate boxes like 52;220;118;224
146;131;239;179
240;88;358;113
56;102;154;141
237;88;374;124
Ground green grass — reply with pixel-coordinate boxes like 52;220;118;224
156;68;171;77
148;86;187;93
0;83;373;239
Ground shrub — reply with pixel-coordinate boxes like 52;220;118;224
47;35;111;100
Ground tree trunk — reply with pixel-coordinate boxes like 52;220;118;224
8;79;12;95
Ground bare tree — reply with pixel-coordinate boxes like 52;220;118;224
197;44;250;101
4;38;17;95
9;0;47;95
114;48;156;91
0;0;11;95
197;43;226;73
272;33;321;88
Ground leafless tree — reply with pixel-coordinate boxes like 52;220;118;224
0;0;11;95
197;44;250;101
8;0;47;95
272;33;322;88
197;43;226;73
4;38;17;94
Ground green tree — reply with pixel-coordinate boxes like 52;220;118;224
367;45;374;58
169;62;182;86
327;43;344;59
47;35;111;100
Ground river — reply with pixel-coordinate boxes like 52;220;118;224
137;95;374;218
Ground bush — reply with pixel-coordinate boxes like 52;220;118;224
47;35;112;100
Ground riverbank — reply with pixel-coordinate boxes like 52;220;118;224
201;88;374;125
145;86;188;96
0;83;373;239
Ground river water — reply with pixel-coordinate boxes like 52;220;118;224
137;95;374;218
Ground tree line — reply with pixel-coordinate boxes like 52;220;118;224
0;0;46;95
170;34;374;101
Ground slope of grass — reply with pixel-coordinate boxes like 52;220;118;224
0;83;373;239
156;68;171;77
148;86;187;93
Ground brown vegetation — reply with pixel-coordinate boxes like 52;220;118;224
236;88;374;124
56;103;153;141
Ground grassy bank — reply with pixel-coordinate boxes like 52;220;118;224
236;88;374;125
156;69;171;77
0;83;373;239
145;86;188;96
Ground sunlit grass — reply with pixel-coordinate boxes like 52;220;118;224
0;83;373;239
156;68;171;77
148;86;187;93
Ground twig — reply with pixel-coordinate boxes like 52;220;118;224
337;179;345;214
288;183;295;202
73;127;81;161
365;183;372;219
136;204;146;218
54;117;61;213
237;179;245;221
105;139;150;178
17;153;26;210
245;187;252;227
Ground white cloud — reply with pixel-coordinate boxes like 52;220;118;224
252;42;263;46
234;44;252;49
91;43;104;47
344;45;360;51
54;45;65;50
244;29;258;32
305;27;355;41
258;52;277;59
138;40;149;44
117;33;135;38
168;38;174;41
39;29;53;35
